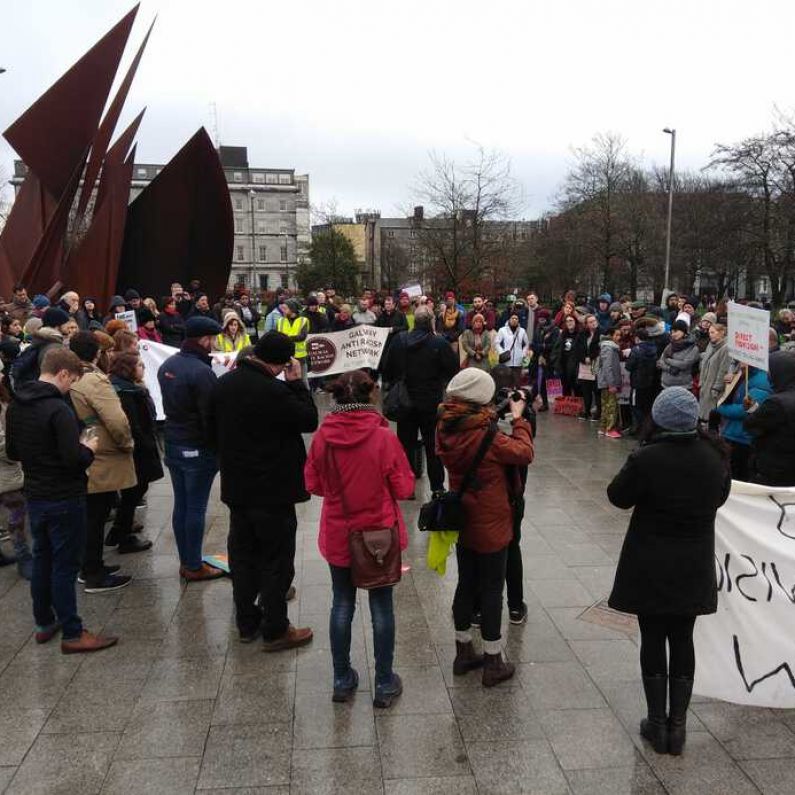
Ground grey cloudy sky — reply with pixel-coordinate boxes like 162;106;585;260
2;0;794;218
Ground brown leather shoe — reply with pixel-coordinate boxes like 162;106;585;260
262;624;313;652
61;630;118;655
180;563;225;582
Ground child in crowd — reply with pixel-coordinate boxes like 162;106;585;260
597;326;623;438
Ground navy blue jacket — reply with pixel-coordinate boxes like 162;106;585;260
158;343;218;448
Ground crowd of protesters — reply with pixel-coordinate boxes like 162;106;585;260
1;277;795;753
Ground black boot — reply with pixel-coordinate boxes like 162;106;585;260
482;652;515;687
640;675;668;754
453;641;483;676
667;676;694;755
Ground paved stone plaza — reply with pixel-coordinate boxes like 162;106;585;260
0;403;794;794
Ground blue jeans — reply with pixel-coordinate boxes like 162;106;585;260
164;443;218;570
27;497;86;640
329;564;395;687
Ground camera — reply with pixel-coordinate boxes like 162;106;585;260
495;386;537;435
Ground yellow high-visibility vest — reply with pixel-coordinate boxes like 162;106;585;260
276;316;308;358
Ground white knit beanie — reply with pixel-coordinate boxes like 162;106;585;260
445;368;496;405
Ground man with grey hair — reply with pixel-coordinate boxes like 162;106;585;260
382;305;459;498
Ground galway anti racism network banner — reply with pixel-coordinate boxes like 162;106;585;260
694;480;795;707
139;341;237;420
306;326;390;378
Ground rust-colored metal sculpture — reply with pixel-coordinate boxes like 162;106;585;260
118;127;233;301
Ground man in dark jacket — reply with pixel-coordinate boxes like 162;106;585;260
158;316;225;581
376;295;408;372
187;294;215;320
745;351;795;486
210;332;317;650
382;306;459;496
10;306;68;389
6;346;117;654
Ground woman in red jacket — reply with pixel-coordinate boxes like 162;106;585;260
304;370;414;707
436;368;534;686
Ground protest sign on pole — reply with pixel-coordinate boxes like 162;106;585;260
727;301;770;371
694;480;795;707
138;340;237;420
306;326;390;378
400;283;423;299
115;310;138;333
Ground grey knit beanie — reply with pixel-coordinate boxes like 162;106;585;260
446;368;496;405
652;387;699;432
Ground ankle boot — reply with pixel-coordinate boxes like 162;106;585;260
453;641;484;676
482;652;515;687
667;676;694;755
640;675;668;754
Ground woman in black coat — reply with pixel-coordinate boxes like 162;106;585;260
106;352;164;552
159;297;186;347
607;386;730;756
574;314;602;420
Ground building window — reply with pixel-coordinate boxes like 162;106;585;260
234;197;243;210
279;222;288;234
136;167;147;178
278;173;291;185
257;198;265;211
233;171;243;182
236;272;248;287
256;220;266;234
387;230;395;238
280;273;288;288
259;246;267;262
299;182;307;195
236;245;245;262
258;274;269;290
280;244;288;263
279;199;287;212
234;218;244;234
266;173;278;184
252;173;265;183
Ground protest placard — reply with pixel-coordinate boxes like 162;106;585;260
400;283;423;299
306;326;390;377
727;301;770;371
115;309;138;333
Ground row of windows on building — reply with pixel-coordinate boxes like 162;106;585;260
234;218;292;235
233;196;292;212
230;171;293;185
235;243;289;263
233;272;289;290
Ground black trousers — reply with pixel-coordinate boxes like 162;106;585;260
227;504;297;640
112;481;149;538
637;614;697;678
729;443;751;482
397;407;445;492
82;491;116;581
453;545;508;642
579;379;601;417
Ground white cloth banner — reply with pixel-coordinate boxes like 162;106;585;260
694;480;795;707
306;326;390;378
138;340;237;420
727;301;770;371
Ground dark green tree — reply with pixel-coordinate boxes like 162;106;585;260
299;228;360;297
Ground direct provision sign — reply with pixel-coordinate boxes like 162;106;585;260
115;310;138;333
694;480;795;707
727;301;770;371
306;326;390;378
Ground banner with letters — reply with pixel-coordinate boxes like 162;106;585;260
306;326;390;378
727;301;770;371
694;480;795;707
138;340;237;420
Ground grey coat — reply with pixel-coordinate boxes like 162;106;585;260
658;340;700;389
698;338;730;419
596;339;622;389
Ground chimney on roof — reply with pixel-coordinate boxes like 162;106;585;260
413;206;424;221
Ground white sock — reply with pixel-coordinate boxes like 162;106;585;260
483;638;502;655
455;630;472;644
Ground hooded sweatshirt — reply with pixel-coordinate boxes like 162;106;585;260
304;407;414;566
596;339;622;389
595;293;613;334
6;380;94;500
9;327;64;390
745;352;795;485
717;367;772;447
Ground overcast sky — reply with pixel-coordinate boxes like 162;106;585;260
2;0;795;219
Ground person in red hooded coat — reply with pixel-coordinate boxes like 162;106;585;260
304;370;414;708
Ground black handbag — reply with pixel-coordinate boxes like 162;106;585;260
498;330;519;364
418;424;497;532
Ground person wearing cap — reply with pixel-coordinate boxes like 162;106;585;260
594;293;613;334
657;320;700;391
264;293;288;333
436;367;534;687
693;311;717;353
123;289;142;314
304;295;330;335
210;331;317;650
187;293;215;321
136;308;163;343
31;294;50;319
277;300;310;378
9;307;70;389
607;387;731;756
158;315;226;581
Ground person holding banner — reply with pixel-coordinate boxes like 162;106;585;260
607;387;731;756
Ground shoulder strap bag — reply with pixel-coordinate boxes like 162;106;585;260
418;423;498;532
499;330;519;364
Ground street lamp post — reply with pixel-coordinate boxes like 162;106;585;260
662;127;676;303
248;189;256;290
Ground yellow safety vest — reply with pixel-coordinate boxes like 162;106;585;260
276;316;308;358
